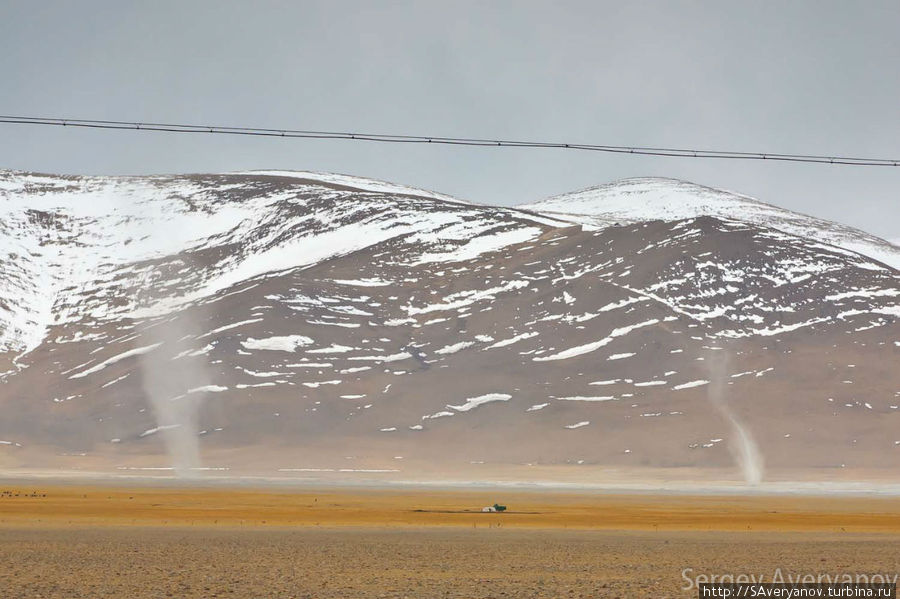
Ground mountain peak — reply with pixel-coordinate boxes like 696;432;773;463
522;177;775;220
522;177;900;271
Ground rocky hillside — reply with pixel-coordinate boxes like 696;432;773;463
0;170;897;486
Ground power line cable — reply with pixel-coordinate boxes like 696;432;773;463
0;114;897;167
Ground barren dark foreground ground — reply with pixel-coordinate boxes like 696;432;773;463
2;527;900;599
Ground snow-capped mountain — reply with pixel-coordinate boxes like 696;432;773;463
0;170;897;484
0;170;551;356
522;177;900;270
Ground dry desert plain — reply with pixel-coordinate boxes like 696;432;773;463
2;483;900;598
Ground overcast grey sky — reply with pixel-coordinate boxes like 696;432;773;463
1;0;898;239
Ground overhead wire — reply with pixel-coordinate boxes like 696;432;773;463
0;114;897;167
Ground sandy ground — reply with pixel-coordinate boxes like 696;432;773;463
2;484;900;597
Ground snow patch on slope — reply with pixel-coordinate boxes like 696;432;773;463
69;343;162;379
241;335;314;352
447;393;511;412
